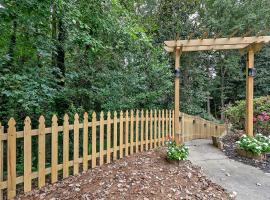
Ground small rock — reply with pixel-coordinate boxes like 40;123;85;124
229;191;237;198
256;183;262;186
225;173;231;177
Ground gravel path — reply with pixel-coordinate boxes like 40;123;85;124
17;147;230;200
187;139;270;200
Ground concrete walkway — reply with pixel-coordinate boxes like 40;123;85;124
186;139;270;200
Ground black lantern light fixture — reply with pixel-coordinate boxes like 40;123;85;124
248;68;257;77
175;69;180;78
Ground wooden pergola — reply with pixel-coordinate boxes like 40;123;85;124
164;36;270;144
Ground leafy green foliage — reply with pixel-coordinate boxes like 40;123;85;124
236;134;270;155
165;140;189;161
225;96;270;135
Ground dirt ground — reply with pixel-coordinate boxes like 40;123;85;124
222;131;270;173
17;148;231;200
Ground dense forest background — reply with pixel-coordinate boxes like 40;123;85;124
1;0;270;128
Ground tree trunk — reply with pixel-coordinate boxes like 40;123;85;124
6;19;17;72
56;16;65;86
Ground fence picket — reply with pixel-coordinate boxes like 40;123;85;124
154;110;157;148
83;113;89;171
24;117;32;192
172;110;175;140
162;110;165;145
107;112;111;163
158;110;161;146
92;112;97;168
100;112;104;166
140;110;144;152
169;110;172;138
135;110;139;153
165;110;169;140
113;112;117;160
8;118;16;199
51;115;58;183
150;110;153;149
38;116;46;188
130;110;134;155
73;114;79;175
0;123;3;200
63;114;69;178
125;110;129;156
145;110;149;150
119;111;124;158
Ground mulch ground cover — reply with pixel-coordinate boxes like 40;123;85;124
16;148;231;200
222;131;270;173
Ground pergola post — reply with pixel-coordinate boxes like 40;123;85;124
174;47;181;144
246;49;254;136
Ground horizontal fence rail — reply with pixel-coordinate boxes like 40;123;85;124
0;110;226;199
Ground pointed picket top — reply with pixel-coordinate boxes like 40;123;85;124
130;110;134;116
150;109;153;116
136;109;139;117
100;111;104;119
74;113;79;120
107;111;111;119
125;110;129;117
120;110;123;117
24;116;31;126
114;111;117;118
52;115;58;125
64;114;69;122
154;109;157;115
84;112;88;119
8;118;16;127
92;112;96;119
39;115;45;124
146;110;149;115
141;109;144;115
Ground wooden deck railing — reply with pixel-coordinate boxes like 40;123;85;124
0;110;226;199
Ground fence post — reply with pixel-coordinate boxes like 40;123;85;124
83;113;89;171
7;118;16;199
24;117;32;192
38;116;46;188
0;123;3;200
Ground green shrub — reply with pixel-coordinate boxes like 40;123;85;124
225;96;270;135
236;134;270;155
165;140;189;161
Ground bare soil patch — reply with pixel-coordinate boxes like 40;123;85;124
17;148;231;200
222;131;270;173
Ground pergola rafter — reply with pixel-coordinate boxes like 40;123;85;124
164;35;270;144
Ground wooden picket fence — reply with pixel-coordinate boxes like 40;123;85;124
0;109;227;199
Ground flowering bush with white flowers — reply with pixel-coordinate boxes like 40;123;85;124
236;134;270;155
165;137;189;161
